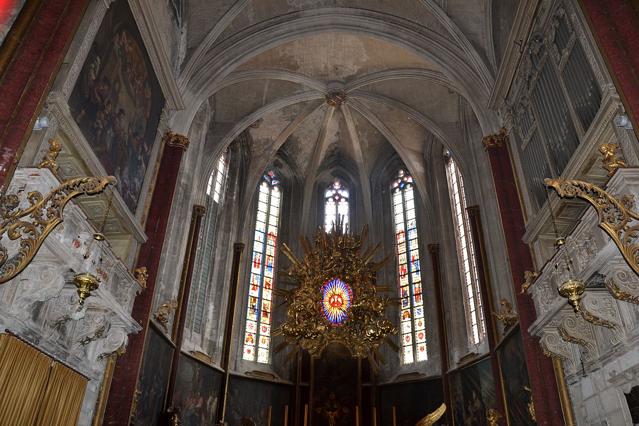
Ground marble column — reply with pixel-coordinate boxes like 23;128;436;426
482;132;565;425
0;0;89;185
578;0;639;136
103;131;189;426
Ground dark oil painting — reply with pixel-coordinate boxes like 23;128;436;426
134;326;174;425
172;353;222;425
378;378;444;426
449;357;497;426
498;327;535;425
227;376;292;426
69;0;165;211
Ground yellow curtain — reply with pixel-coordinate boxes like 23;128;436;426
35;362;87;426
0;334;52;425
0;334;88;426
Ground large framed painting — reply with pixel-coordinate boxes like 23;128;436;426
135;326;174;425
497;327;535;425
449;357;497;426
172;353;222;425
69;0;165;212
227;376;292;426
0;0;27;46
378;378;444;426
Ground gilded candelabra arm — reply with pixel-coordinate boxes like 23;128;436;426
415;403;446;426
605;278;639;304
0;176;116;284
545;178;639;277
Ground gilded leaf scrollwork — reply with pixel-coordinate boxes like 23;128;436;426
545;178;639;278
0;176;115;284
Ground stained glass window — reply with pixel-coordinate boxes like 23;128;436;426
444;154;485;346
321;278;353;325
324;180;349;231
243;171;281;364
391;170;427;364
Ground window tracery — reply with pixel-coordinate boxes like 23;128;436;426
444;154;485;346
391;170;427;364
187;151;228;336
324;180;349;232
243;171;282;364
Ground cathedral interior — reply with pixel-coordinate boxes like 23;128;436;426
1;0;639;425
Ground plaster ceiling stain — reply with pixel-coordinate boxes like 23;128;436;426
239;34;432;82
213;79;311;123
248;102;309;147
358;99;429;153
282;106;328;172
359;79;460;124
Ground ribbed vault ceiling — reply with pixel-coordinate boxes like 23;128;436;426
176;1;519;204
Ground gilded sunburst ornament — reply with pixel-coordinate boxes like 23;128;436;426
275;224;397;366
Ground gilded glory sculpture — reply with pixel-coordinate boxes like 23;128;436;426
275;223;396;367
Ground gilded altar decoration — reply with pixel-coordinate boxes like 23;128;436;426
545;178;639;278
37;138;62;172
523;386;536;422
134;266;149;289
481;127;508;150
276;225;396;365
154;300;178;331
521;270;539;294
0;176;115;284
486;408;502;426
492;298;518;331
415;403;446;426
599;143;626;177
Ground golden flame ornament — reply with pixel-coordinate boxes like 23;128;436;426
275;223;397;366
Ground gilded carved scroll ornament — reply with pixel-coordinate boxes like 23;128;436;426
481;127;508;150
486;409;502;426
545;177;639;277
0;175;115;284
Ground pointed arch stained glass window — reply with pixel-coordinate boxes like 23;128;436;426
391;170;427;364
243;171;282;364
324;180;349;232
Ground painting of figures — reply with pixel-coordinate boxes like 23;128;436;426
172;354;222;425
69;0;165;211
449;357;497;426
498;327;535;425
134;327;174;425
